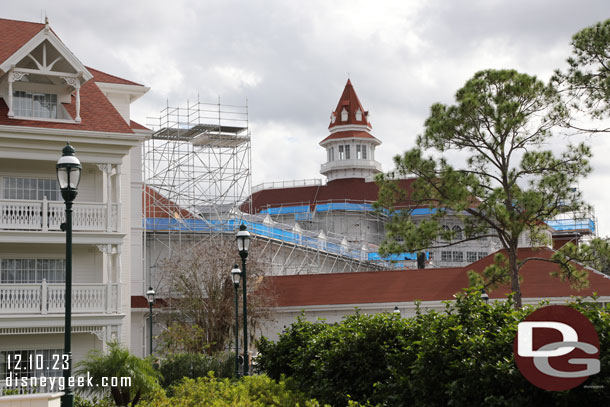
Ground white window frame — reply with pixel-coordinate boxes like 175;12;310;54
13;91;58;119
0;258;66;284
2;177;61;201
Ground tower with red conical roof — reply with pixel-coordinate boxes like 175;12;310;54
319;79;382;182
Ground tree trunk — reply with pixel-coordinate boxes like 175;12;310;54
509;248;522;309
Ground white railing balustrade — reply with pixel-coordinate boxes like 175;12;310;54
0;281;118;314
0;198;119;232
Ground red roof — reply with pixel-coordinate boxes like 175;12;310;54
328;79;371;130
0;18;44;63
243;177;416;213
266;247;610;307
87;66;144;87
0;18;146;134
0;69;135;133
320;130;378;144
131;296;166;309
130;120;150;131
144;185;196;219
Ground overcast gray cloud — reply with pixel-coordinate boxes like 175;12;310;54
3;1;610;234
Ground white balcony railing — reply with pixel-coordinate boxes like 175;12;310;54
0;198;119;232
0;281;119;314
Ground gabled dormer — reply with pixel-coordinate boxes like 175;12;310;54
0;19;93;123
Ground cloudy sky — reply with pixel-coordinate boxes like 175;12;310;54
4;1;610;234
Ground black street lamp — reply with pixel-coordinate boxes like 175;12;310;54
393;306;401;315
231;264;241;377
56;143;81;407
236;224;251;375
481;288;489;304
146;287;155;356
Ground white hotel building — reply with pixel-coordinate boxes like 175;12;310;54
0;17;151;386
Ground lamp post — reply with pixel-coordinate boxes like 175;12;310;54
481;288;489;304
56;143;81;407
393;306;401;315
231;264;241;377
146;287;155;356
235;224;251;375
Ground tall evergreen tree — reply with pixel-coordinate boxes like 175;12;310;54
376;69;592;308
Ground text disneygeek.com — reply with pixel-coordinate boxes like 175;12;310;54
4;372;131;390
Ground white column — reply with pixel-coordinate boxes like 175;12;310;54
42;196;48;232
41;279;48;315
74;82;81;122
97;244;112;313
115;165;122;232
107;167;112;232
97;164;113;232
7;73;13;117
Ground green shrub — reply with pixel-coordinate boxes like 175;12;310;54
140;373;330;407
257;290;610;406
159;352;234;390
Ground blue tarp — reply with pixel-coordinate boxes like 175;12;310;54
261;205;310;215
315;202;375;212
367;252;428;261
546;218;596;233
145;217;418;263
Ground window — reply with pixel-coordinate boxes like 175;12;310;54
0;259;66;284
327;148;332;162
452;251;464;262
344;145;350;159
441;251;452;262
467;252;478;262
1;349;63;380
356;145;362;159
441;225;450;241
3;177;61;201
341;108;348;121
13;91;58;119
362;145;367;159
355;109;362;121
452;225;463;240
330;147;334;161
478;252;488;260
339;145;345;160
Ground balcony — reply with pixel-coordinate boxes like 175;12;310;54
0;281;118;315
320;159;383;174
0;198;118;232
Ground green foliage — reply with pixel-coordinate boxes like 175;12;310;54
159;352;234;391
140;373;331;407
554;19;610;119
375;69;592;307
74;395;114;407
157;323;209;356
75;341;161;407
258;291;610;406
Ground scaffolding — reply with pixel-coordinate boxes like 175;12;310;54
143;98;251;287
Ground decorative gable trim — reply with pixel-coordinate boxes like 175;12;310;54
0;22;93;83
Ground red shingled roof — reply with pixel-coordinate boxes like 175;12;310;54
87;66;144;87
0;18;44;63
0;18;143;134
320;130;378;144
130;120;150;131
143;185;196;219
131;296;167;309
0;69;134;133
243;177;417;213
328;79;371;130
266;247;610;307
